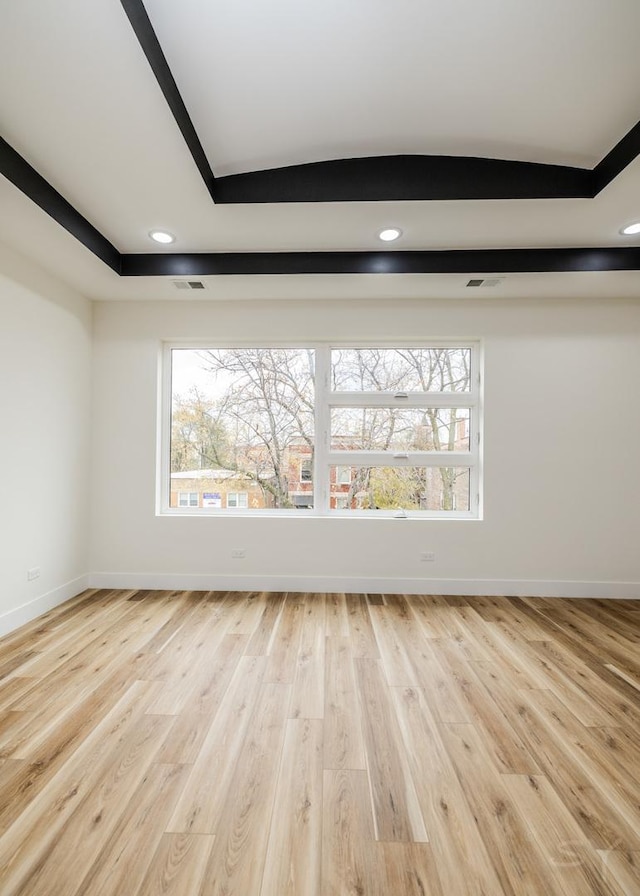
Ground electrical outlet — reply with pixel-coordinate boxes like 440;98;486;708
27;566;41;581
231;549;246;559
420;552;435;562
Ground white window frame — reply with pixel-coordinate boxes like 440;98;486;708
160;342;482;519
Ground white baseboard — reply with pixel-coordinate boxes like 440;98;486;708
0;574;91;638
1;573;636;639
88;573;639;600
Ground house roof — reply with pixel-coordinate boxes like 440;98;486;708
2;0;640;302
171;469;250;481
170;468;275;481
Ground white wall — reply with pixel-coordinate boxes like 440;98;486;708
0;245;92;634
90;296;640;598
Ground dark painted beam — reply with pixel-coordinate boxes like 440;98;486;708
0;136;120;272
592;119;640;195
119;0;216;200
214;155;593;204
120;246;640;277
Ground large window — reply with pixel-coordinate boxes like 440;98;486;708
163;345;481;517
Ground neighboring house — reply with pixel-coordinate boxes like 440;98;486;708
171;451;342;511
170;468;273;510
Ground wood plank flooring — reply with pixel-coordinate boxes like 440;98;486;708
0;589;638;895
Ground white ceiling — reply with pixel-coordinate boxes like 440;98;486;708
1;0;640;302
147;0;640;173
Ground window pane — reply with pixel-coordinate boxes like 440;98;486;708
290;493;314;509
171;349;315;509
331;348;471;392
177;491;198;507
331;408;470;451
227;492;249;509
329;466;470;511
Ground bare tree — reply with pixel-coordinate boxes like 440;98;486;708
172;349;314;507
171;389;229;472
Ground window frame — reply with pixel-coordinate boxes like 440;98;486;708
160;341;482;519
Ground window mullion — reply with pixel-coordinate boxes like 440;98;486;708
329;391;474;408
327;450;475;467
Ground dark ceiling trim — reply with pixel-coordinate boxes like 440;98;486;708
0;136;120;273
214;155;593;204
118;0;216;201
121;247;640;277
592;119;640;195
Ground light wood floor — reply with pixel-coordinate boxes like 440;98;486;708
0;590;639;895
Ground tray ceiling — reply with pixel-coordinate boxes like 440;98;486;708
1;0;640;301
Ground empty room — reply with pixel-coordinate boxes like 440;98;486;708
1;1;639;894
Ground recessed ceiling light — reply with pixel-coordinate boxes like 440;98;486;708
149;230;175;244
378;227;402;242
620;222;640;235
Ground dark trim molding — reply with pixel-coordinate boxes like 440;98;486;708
121;247;640;277
119;0;216;200
0;137;120;272
592;119;640;195
214;155;593;204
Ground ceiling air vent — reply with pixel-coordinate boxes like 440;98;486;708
172;280;207;290
466;278;504;288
